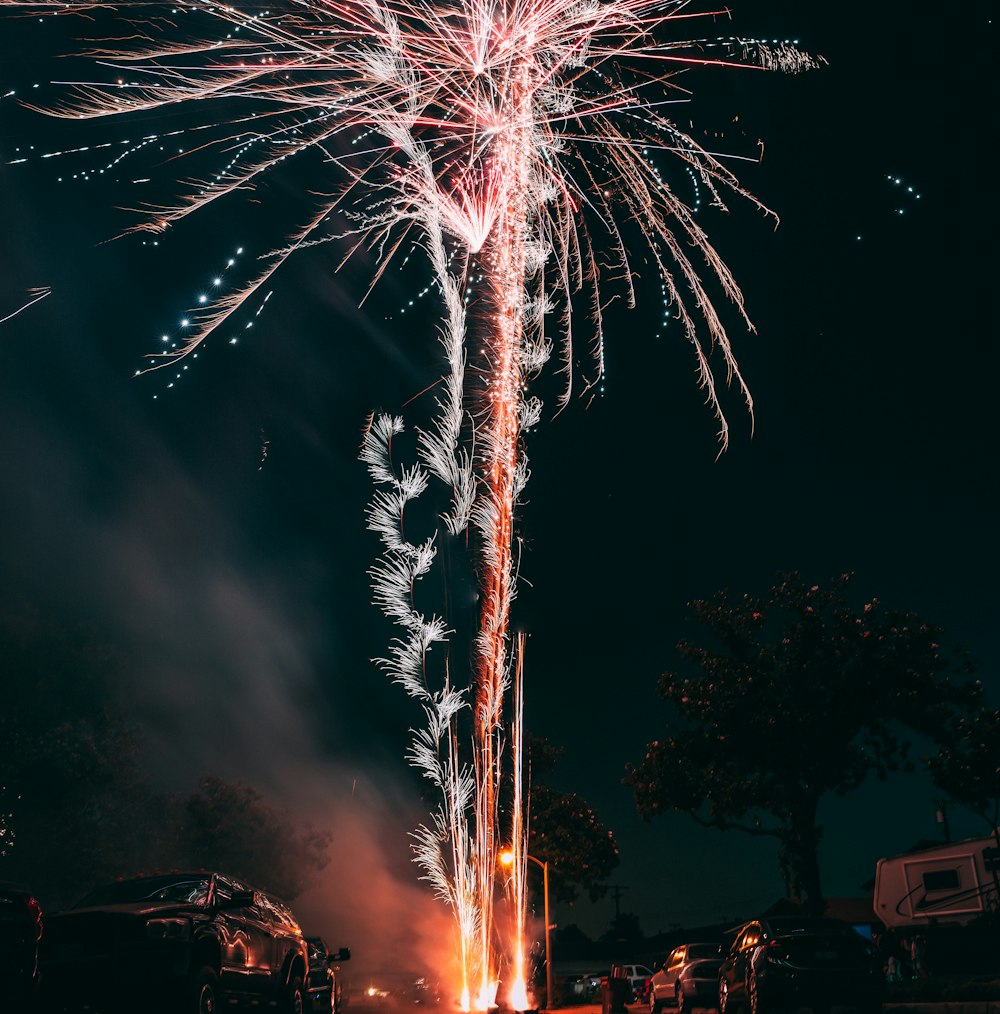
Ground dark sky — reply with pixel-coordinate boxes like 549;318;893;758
0;0;996;947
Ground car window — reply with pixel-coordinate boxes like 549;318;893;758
258;892;299;932
686;944;719;961
77;875;212;907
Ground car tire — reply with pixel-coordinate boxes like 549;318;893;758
189;965;219;1014
675;985;690;1014
747;973;763;1014
649;991;663;1014
283;974;305;1014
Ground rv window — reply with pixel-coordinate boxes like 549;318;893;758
923;869;960;892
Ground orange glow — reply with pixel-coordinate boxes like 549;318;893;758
508;970;530;1012
474;980;498;1011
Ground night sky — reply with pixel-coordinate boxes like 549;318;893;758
1;0;996;952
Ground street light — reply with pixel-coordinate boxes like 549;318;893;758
500;850;554;1011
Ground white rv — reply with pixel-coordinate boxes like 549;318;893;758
873;836;1000;927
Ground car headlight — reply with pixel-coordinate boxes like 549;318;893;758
146;917;191;941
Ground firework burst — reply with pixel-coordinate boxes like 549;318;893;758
3;0;817;1005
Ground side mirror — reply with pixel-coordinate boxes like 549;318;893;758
334;947;351;962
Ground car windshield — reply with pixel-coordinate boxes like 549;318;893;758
686;944;720;961
76;875;212;908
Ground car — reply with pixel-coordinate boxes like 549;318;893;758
649;942;722;1013
718;916;883;1014
36;871;310;1013
617;964;655;1002
563;970;604;1001
0;881;44;1008
305;936;351;1013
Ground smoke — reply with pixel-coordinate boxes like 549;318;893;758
291;772;460;990
0;298;459;987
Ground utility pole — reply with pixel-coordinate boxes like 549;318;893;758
610;884;628;923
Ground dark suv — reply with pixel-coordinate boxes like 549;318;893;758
718;916;882;1014
37;871;309;1013
0;881;44;1008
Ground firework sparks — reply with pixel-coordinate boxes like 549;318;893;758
1;286;51;325
4;0;816;1003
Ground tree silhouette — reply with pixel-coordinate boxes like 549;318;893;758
625;573;979;912
929;706;1000;836
526;736;619;904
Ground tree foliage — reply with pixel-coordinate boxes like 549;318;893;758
171;776;331;901
625;573;980;912
928;706;1000;833
0;608;330;906
0;609;146;905
526;735;619;904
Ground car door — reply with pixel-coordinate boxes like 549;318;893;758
732;924;761;1001
664;947;685;1000
650;949;675;1005
720;927;746;1004
214;877;255;994
238;888;277;992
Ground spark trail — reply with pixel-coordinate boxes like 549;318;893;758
3;0;817;1005
1;286;51;325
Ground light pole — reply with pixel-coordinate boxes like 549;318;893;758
500;850;554;1011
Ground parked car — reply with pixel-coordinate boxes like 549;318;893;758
0;881;43;1008
718;916;882;1014
649;942;722;1013
564;970;604;1001
36;871;309;1013
618;963;654;1002
306;936;351;1013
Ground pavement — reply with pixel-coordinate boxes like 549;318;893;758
347;995;1000;1014
548;1003;1000;1014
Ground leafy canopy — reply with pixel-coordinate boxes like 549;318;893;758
625;573;979;907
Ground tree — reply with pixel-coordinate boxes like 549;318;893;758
625;573;979;913
599;911;645;949
526;736;619;903
928;706;1000;837
0;609;331;906
171;776;331;900
0;609;147;905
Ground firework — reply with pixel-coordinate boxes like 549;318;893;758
3;0;816;1005
1;286;51;325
